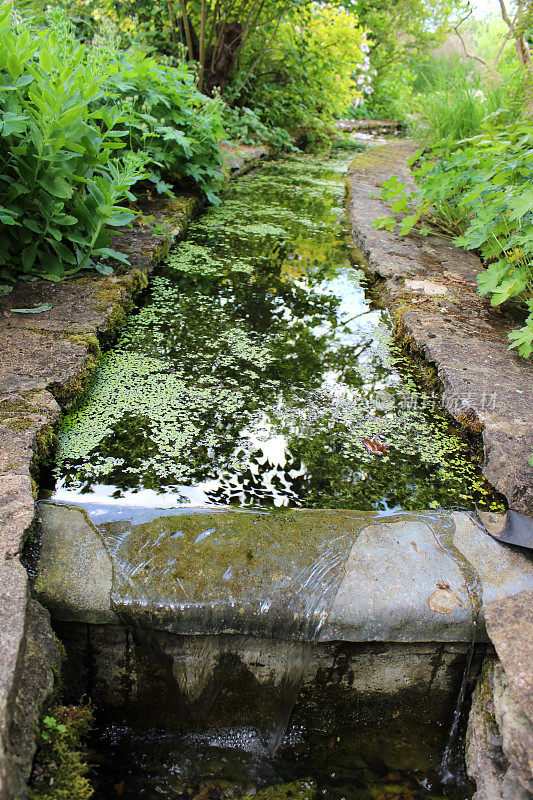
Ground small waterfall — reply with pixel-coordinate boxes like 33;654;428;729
260;526;366;752
264;640;312;753
103;509;374;751
427;512;484;786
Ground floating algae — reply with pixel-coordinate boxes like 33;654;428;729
52;153;503;513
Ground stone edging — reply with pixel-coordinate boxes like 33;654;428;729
345;139;533;517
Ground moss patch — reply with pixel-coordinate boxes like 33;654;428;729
1;416;34;431
29;704;94;800
67;334;101;358
240;781;316;800
0;461;20;472
0;396;41;415
50;354;98;410
32;423;56;469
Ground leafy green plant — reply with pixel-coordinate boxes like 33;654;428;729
374;123;533;358
107;48;225;203
353;0;454;120
222;104;293;150
0;4;148;283
30;704;94;800
230;5;364;142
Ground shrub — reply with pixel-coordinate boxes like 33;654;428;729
0;4;147;283
231;6;364;137
374;122;533;358
108;48;225;203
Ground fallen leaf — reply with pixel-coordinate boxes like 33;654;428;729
428;583;463;614
361;436;387;456
11;303;53;314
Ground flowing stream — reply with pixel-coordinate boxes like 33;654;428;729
42;145;496;799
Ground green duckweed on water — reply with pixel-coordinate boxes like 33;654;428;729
53;152;504;512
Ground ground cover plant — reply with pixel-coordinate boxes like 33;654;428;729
29;704;94;800
106;46;224;202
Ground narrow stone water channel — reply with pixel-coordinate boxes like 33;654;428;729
49;149;502;513
34;147;516;800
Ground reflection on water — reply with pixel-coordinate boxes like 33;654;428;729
53;152;503;512
44;150;483;799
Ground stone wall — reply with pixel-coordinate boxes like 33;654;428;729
467;656;533;800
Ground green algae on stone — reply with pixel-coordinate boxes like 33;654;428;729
101;509;373;629
239;780;316;800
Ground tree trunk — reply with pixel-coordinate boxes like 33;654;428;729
206;20;243;93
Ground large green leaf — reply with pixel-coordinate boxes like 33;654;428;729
41;175;74;199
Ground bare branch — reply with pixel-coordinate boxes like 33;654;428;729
452;5;487;65
498;0;513;27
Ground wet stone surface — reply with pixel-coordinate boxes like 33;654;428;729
50;152;503;513
33;504;533;641
73;632;474;800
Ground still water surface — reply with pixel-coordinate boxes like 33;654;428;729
52;151;501;514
